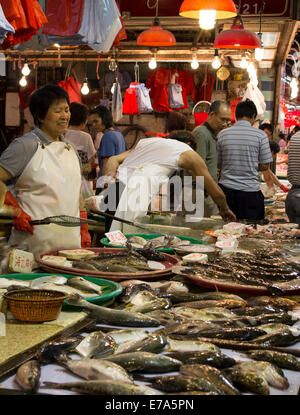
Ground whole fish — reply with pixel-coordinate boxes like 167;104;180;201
245;350;300;371
14;360;41;393
233;361;289;390
173;299;246;310
126;298;172;314
119;279;189;294
145;310;184;326
115;334;167;355
139;374;223;394
166;337;220;353
0;278;30;289
42;380;157;395
36;283;96;298
75;331;116;358
173;327;268;342
103;351;181;373
55;355;133;383
180;364;240;395
36;337;83;363
158;291;245;305
233;305;285;316
106;329;149;344
224;367;270;395
30;276;67;288
67;277;102;295
165;351;236;368
157;321;221;337
246;296;299;311
65;294;160;327
171;306;237;322
249;325;300;346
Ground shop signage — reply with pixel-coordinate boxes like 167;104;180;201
120;0;291;18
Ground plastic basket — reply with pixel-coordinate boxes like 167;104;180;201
4;289;67;323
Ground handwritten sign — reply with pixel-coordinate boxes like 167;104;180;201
105;230;127;245
9;249;34;273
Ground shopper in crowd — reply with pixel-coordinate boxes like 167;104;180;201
0;85;91;253
165;111;188;133
64;102;96;199
259;123;278;174
192;100;231;217
278;132;287;153
89;105;127;194
217;99;273;221
285;130;300;225
262;140;289;194
86;131;236;232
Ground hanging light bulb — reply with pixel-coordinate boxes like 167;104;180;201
290;78;298;99
21;63;30;76
255;47;264;62
199;10;216;30
109;58;118;72
149;57;157;70
240;56;248;69
19;76;27;87
212;50;221;69
81;79;89;95
191;50;199;70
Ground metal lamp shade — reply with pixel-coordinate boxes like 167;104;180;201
137;18;176;46
179;0;237;19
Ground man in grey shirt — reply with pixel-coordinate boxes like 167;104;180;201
217;99;273;221
192;100;231;217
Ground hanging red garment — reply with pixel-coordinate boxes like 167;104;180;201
192;71;215;103
152;85;170;113
42;0;84;37
58;77;82;104
122;85;140;115
19;83;35;110
112;0;127;46
1;0;47;49
230;98;242;123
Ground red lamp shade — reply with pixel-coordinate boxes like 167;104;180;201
179;0;237;19
214;15;261;49
137;18;176;46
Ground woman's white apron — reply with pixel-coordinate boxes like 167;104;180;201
9;139;82;254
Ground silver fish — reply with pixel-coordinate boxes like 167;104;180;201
115;334;167;355
56;355;133;383
0;278;30;289
67;277;102;295
36;283;96;298
30;276;67;288
65;294;161;327
42;380;157;395
166;337;220;353
107;329;149;344
235;361;289;390
75;331;116;358
14;360;41;393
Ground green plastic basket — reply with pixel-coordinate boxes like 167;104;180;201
100;233;206;253
0;273;123;310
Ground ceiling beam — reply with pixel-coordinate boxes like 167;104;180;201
274;21;298;65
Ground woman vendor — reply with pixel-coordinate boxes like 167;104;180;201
0;84;91;254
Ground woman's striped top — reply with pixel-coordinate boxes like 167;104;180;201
288;132;300;186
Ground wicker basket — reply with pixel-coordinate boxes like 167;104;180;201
4;289;67;323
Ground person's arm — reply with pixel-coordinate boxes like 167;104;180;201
102;150;132;178
178;150;236;222
0;166;13;206
258;163;269;171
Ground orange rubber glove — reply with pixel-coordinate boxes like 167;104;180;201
4;191;34;234
280;184;290;193
80;210;91;248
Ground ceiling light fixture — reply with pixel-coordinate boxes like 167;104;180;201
191;50;199;69
81;79;89;95
137;1;176;46
240;56;248;69
255;1;265;62
211;49;221;69
21;62;30;76
19;76;27;87
179;0;237;30
214;14;261;49
149;56;157;70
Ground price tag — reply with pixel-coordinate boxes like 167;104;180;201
105;230;127;245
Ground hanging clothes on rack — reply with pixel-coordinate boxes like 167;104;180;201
42;0;84;37
0;4;15;44
0;0;48;49
122;82;140;116
78;0;121;53
112;80;123;122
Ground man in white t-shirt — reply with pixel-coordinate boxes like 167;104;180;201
86;131;236;231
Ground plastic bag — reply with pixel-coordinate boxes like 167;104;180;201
42;0;84;37
242;84;266;120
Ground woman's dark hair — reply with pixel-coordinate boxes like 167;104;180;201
269;140;280;154
260;123;273;135
165;112;187;133
235;99;258;120
69;102;89;126
29;84;70;126
89;105;113;129
168;130;197;151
